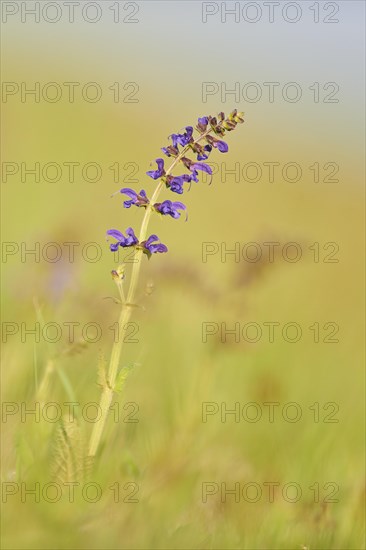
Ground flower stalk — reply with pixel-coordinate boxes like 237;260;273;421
88;110;244;459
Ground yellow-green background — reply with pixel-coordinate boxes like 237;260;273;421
1;1;365;548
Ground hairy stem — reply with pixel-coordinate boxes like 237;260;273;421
88;124;217;458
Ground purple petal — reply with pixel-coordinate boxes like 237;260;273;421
120;188;138;199
185;126;193;139
107;229;125;240
126;227;138;243
146;234;158;246
150;243;168;254
156;158;164;171
172;201;186;210
216;140;229;153
146;158;165;179
192;163;212;175
170;134;179;148
170;184;184;194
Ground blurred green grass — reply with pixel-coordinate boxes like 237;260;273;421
2;207;365;548
2;54;365;549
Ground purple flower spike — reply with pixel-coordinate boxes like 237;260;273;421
154;200;186;219
120;188;149;208
105;112;244;263
147;158;165;180
141;234;168;256
161;145;179;157
107;227;138;252
167;173;194;194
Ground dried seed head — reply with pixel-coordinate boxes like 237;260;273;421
111;264;126;281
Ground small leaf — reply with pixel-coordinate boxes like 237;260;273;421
114;364;134;393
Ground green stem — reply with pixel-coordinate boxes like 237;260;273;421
88;124;217;458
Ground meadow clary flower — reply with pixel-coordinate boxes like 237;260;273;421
107;227;138;251
198;116;209;129
120;188;149;208
165;174;192;194
179;159;213;183
193;162;213;174
94;110;245;462
171;126;193;148
140;234;168;256
206;135;229;153
215;140;229;152
107;228;167;256
153;200;186;219
147;158;165;180
181;157;212;173
161;145;179;157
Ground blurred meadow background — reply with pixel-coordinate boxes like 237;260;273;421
1;1;365;548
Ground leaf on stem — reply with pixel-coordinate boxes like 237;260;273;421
114;364;135;393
